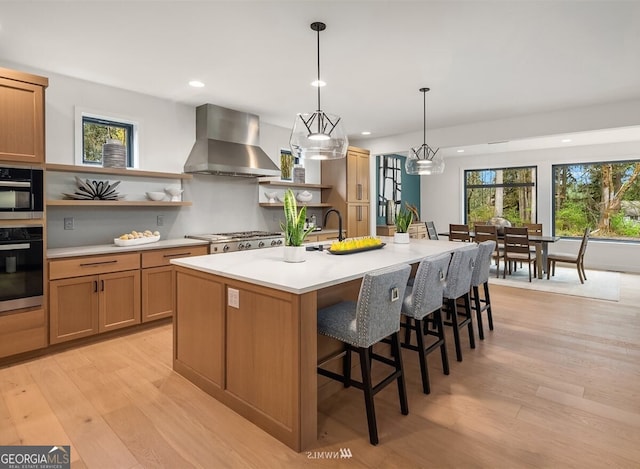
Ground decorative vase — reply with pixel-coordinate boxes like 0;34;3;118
283;245;306;263
394;232;410;244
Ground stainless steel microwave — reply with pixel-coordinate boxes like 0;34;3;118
0;165;44;219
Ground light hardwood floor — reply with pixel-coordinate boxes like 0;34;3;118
1;273;639;468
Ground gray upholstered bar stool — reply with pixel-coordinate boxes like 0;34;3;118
470;240;496;340
442;244;479;362
400;252;451;394
317;264;412;446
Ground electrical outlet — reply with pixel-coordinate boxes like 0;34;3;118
228;288;240;308
64;217;74;230
157;215;164;226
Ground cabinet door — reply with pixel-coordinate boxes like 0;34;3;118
98;269;141;333
347;204;370;238
141;265;174;322
346;152;370;203
49;276;99;344
0;77;45;163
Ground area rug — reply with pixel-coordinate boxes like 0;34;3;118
488;265;620;301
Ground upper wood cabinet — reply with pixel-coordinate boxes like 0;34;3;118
321;146;371;237
0;67;48;164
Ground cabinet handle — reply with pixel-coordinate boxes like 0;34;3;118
357;183;362;200
80;260;118;267
163;252;191;258
93;280;98;293
100;280;104;291
357;206;362;221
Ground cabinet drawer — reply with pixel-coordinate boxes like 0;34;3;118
49;253;140;280
141;245;208;268
0;308;47;358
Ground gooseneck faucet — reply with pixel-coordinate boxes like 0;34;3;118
323;209;344;241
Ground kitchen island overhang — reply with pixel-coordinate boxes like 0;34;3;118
171;237;466;451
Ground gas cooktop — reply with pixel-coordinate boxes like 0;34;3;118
185;231;284;254
186;231;282;242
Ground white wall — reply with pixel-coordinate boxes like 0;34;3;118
1;61;320;248
354;101;640;273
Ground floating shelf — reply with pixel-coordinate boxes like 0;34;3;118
259;203;332;208
258;180;332;190
46;163;192;180
47;200;191;207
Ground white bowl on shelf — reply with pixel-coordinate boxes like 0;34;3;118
164;186;184;201
296;190;313;203
146;191;166;201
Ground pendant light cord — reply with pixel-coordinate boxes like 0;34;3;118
423;89;427;146
316;26;321;112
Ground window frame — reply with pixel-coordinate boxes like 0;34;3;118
74;107;139;168
463;165;538;225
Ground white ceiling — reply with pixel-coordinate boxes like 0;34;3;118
2;1;640;143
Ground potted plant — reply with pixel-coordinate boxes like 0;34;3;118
280;189;314;262
394;207;413;244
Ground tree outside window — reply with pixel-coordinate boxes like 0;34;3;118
82;116;134;166
465;166;537;228
553;161;640;240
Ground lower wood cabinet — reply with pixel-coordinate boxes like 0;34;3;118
0;307;47;358
49;252;141;344
141;245;208;322
347;203;370;237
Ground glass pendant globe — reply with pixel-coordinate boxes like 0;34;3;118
405;145;445;175
290;111;348;160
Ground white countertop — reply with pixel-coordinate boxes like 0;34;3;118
47;238;209;259
171;237;466;294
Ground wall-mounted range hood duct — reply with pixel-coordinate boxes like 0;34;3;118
183;104;280;177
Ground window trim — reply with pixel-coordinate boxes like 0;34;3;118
74;107;139;168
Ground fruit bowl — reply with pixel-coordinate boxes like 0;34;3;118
146;191;166;201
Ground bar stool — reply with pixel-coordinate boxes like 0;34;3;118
470;240;496;340
317;264;411;446
400;252;451;394
442;244;478;362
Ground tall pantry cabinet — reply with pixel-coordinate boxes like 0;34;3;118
321;146;371;237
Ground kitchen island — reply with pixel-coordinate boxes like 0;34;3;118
170;237;466;451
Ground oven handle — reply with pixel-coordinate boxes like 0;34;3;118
0;243;30;251
0;181;31;188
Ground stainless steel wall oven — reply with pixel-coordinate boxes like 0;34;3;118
0;226;43;313
0;165;44;219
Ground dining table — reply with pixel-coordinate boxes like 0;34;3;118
440;231;560;279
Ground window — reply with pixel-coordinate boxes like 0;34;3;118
464;166;537;227
553;160;640;241
81;116;134;166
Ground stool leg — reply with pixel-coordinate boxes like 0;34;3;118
463;293;476;350
390;331;409;415
473;285;485;340
448;298;463;362
484;281;494;331
403;315;412;346
434;308;449;375
343;345;352;388
414;318;430;394
358;347;378;445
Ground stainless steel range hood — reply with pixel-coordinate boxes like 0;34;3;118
183;104;280;177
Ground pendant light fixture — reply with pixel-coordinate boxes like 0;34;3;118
406;87;444;175
289;22;348;160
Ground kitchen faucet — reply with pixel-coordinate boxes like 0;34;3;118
323;209;344;241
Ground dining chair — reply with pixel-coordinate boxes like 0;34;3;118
474;223;502;277
317;264;411;445
523;223;543;235
470;240;496;340
449;224;471;242
425;221;439;240
546;227;590;283
400;252;451;394
503;226;535;281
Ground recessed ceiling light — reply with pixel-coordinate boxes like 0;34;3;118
189;80;205;88
561;138;572;143
457;149;465;153
311;80;326;87
361;131;371;135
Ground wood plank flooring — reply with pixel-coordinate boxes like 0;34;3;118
1;273;639;468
